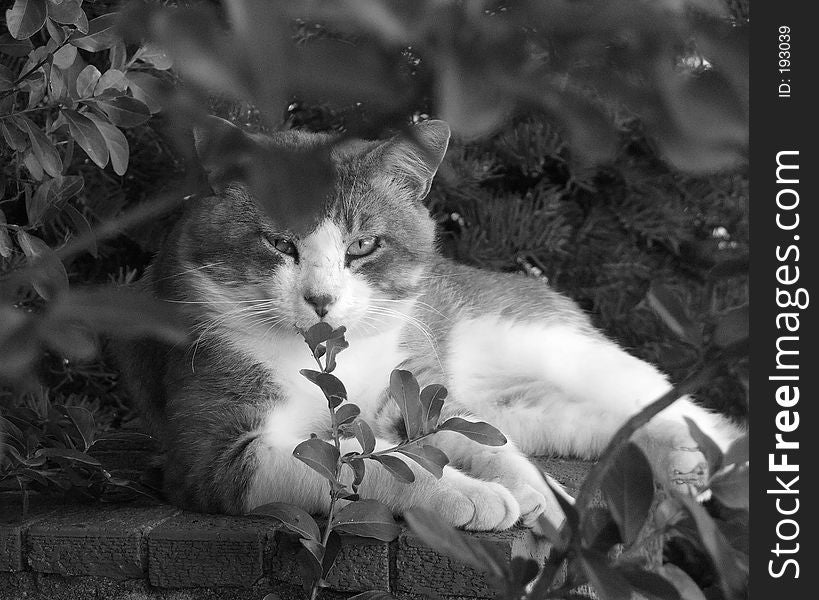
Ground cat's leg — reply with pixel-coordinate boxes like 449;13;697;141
446;319;744;495
246;434;523;531
423;427;573;528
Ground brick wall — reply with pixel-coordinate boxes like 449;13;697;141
0;451;595;600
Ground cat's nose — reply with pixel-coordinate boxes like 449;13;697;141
304;294;335;318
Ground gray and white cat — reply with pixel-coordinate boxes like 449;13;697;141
118;118;741;531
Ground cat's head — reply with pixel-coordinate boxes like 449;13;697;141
169;118;450;339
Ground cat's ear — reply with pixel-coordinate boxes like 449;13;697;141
378;120;451;201
192;116;255;190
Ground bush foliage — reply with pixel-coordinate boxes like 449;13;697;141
1;1;748;599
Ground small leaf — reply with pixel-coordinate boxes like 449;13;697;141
353;419;376;454
109;41;127;71
321;530;342;577
6;0;48;40
51;43;76;69
0;32;34;56
657;565;707;600
373;454;415;483
92;95;150;128
302;322;333;353
404;508;506;578
601;442;655;545
390;369;423;439
75;64;101;98
23;152;44;181
420;383;447;433
300;370;347;407
617;564;682;600
46;19;67;44
396;443;449;479
299;537;324;567
15;115;63;177
47;0;87;33
94;68;127;96
292;438;340;482
35;447;101;466
332;499;400;541
348;457;366;487
15;230;68;300
678;496;748;597
133;42;172;70
126;71;166;114
579;548;633;600
61;405;95;450
324;326;349;373
1;121;28;151
251;502;321;541
584;510;622;557
27;175;84;225
85;113;129;175
63;109;109;168
438;417;507;446
723;434;749;466
683;417;723;475
646;283;702;345
27;180;52;226
62;203;96;257
69;13;119;51
334;403;360;426
709;464;749;509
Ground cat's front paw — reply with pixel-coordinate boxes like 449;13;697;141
431;469;521;531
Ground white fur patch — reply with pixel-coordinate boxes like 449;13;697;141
446;316;684;456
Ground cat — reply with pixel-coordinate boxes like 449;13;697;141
116;117;742;531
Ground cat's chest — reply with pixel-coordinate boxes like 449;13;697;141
249;328;408;426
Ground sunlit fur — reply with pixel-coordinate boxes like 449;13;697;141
116;119;742;531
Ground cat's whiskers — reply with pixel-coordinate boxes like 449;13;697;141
364;305;444;373
188;301;283;369
368;296;449;320
148;261;227;285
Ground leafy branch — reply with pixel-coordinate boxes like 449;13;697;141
252;322;507;599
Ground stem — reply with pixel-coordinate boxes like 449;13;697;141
309;354;343;600
573;362;719;510
350;431;436;462
0;105;64;120
0;39;74;101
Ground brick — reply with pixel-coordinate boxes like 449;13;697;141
147;512;279;588
89;434;160;476
0;495;61;572
267;529;391;592
395;526;549;598
532;457;594;496
26;503;176;579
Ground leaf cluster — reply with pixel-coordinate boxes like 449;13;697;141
252;323;507;600
0;390;159;508
406;376;749;600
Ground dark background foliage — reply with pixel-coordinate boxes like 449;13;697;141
1;0;749;427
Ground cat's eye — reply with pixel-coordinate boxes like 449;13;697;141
264;236;298;257
346;236;379;258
